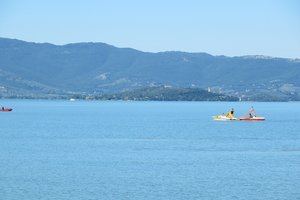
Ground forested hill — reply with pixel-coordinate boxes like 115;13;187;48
96;86;238;101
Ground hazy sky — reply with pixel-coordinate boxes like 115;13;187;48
0;0;299;58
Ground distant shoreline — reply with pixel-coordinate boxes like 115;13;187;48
0;97;296;102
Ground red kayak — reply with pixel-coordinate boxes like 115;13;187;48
239;107;265;121
0;108;13;112
239;116;265;121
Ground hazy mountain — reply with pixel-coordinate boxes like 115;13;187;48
1;37;300;100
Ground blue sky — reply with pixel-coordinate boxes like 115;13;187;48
0;0;299;58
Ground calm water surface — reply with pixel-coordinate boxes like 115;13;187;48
0;100;300;200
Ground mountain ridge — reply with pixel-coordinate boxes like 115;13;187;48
2;37;300;60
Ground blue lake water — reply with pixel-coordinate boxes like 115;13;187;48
0;100;300;200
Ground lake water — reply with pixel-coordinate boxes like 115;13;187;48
0;100;300;200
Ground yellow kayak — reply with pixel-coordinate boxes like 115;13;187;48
212;115;238;121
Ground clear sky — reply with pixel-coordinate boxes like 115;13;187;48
0;0;299;58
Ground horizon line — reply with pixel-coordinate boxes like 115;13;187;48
1;37;299;60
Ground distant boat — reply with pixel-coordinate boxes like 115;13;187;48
0;108;13;112
69;98;76;101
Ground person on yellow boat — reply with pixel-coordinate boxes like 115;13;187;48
225;108;234;119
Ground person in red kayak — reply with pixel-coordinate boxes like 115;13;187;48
248;106;257;118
